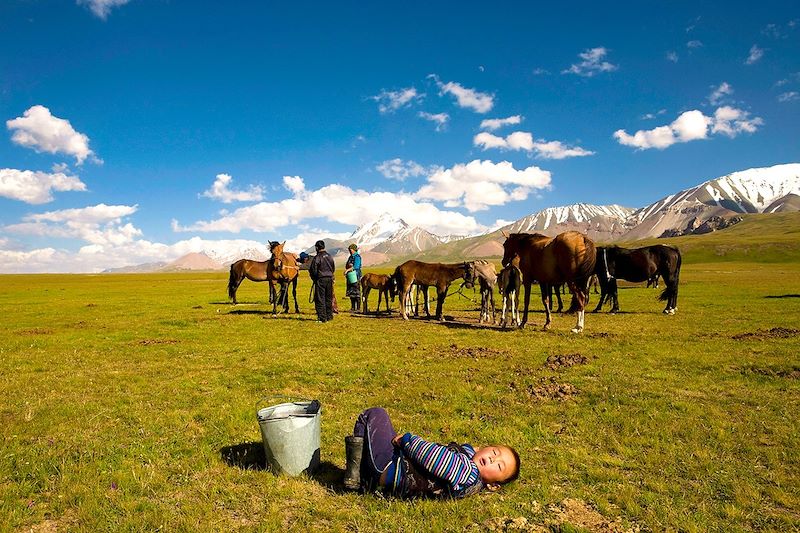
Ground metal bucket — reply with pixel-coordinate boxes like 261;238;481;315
256;398;321;476
346;270;358;284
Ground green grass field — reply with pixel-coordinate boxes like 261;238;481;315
2;215;799;532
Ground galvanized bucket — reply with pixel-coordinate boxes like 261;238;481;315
256;398;321;476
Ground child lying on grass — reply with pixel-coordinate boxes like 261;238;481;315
343;407;520;499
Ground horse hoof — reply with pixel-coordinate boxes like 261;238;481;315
570;327;583;334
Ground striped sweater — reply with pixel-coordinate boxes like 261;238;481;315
384;433;481;497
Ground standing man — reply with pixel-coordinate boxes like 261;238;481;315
309;240;335;322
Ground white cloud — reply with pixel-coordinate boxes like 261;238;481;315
5;204;140;247
77;0;130;19
174;175;485;236
415;160;551;212
778;91;799;102
666;51;679;63
0;168;87;204
687;40;703;49
562;47;618;77
473;131;594;159
614;107;762;149
200;173;264;203
430;75;494;113
7;105;99;164
532;68;549;75
745;45;765;65
708;82;734;105
375;159;435;181
710;106;764;137
480;115;522;131
370;87;422;114
418;111;449;131
641;110;667;120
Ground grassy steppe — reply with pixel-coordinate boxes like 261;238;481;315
1;216;799;532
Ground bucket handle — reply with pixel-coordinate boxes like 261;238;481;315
255;395;314;415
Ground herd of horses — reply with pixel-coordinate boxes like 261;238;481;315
226;231;682;333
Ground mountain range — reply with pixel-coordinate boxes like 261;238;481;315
105;163;800;272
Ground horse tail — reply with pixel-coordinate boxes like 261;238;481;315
659;247;682;301
576;234;597;282
228;261;241;301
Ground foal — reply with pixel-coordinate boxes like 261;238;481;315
360;273;397;314
497;264;523;329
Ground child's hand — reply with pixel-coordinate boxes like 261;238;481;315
392;434;403;447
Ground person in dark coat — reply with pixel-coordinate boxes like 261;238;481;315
309;240;336;322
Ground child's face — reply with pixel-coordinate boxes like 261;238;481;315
472;446;516;484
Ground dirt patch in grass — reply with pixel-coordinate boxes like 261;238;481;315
18;328;54;336
586;332;616;339
479;516;548;532
548;498;636;532
28;510;78;532
545;353;591;370
732;327;799;340
524;377;577;401
136;339;179;346
473;499;636;532
741;365;800;380
445;343;505;359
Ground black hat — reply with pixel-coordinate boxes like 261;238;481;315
314;240;325;250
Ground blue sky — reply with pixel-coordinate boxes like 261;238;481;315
1;1;798;271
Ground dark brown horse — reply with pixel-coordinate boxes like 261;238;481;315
593;245;681;314
501;230;596;332
360;273;398;314
394;260;475;321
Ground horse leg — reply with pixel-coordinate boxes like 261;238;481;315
555;286;563;313
520;281;531;328
610;279;620;313
568;283;586;333
292;278;299;313
500;294;508;328
363;287;371;314
540;284;552;331
435;286;446;321
401;282;413;320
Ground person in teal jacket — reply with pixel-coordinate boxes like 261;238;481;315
344;243;362;312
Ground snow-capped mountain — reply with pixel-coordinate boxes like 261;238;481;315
502;203;636;241
371;225;444;255
623;163;800;239
207;246;269;266
349;213;410;249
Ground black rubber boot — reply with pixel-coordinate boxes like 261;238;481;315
343;436;363;490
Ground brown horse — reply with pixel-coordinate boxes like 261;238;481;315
472;260;497;324
268;241;301;314
394;260;475;321
360;273;397;314
227;259;272;304
501;230;596;333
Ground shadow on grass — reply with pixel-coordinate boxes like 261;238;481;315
764;294;800;299
219;443;349;493
220;441;266;470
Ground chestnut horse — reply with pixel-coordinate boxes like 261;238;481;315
394;260;475;321
501;230;596;333
360;273;398;314
268;241;300;314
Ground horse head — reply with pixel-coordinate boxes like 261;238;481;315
501;233;521;267
462;261;475;289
